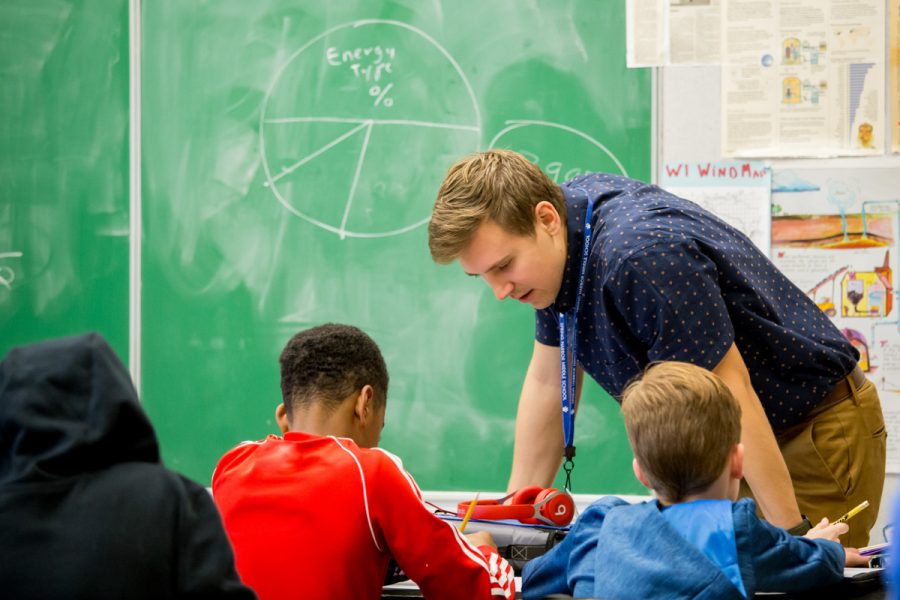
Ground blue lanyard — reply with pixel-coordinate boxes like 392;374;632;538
558;190;594;490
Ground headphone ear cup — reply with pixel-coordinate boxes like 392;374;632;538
509;485;543;524
535;488;575;526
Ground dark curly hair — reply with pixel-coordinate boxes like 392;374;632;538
279;324;389;418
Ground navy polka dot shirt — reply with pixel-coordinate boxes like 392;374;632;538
535;173;859;431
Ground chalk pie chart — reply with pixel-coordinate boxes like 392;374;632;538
261;20;481;238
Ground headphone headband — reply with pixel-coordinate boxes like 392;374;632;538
456;488;574;526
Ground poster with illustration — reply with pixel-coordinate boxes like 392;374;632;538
771;168;900;471
661;160;770;254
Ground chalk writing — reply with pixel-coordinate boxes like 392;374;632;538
489;120;629;180
519;151;586;183
369;83;393;107
325;45;395;82
0;251;23;290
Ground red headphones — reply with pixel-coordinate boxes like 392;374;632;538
456;486;575;526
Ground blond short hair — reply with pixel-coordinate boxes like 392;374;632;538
621;362;741;503
428;149;566;264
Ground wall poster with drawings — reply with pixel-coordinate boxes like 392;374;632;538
660;159;772;255
770;167;900;471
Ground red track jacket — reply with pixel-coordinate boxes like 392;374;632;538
213;432;515;600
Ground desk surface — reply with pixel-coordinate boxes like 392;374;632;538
755;568;885;599
381;571;884;599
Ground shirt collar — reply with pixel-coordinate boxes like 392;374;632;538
283;431;317;442
283;431;353;444
551;185;590;314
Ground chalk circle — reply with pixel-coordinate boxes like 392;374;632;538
260;20;481;239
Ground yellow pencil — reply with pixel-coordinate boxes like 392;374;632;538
833;500;869;524
459;492;480;533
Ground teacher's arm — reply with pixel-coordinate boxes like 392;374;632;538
713;342;803;529
507;340;565;492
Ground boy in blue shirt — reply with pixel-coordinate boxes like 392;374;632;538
523;362;863;599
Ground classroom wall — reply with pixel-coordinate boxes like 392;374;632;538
659;64;900;543
5;1;896;533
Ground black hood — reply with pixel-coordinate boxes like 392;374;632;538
0;332;160;484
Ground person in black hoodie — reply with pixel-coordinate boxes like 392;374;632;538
0;332;255;599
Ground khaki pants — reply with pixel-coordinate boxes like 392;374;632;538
740;377;886;548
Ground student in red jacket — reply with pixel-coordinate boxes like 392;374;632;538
213;323;515;600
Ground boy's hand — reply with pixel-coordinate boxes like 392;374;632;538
803;519;871;567
465;530;497;550
803;517;848;542
843;547;870;567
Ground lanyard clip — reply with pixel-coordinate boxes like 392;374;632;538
563;450;575;492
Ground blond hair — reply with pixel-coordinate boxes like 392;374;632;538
621;362;741;503
428;149;566;264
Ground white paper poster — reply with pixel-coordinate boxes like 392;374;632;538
771;167;900;471
627;0;722;67
661;159;771;254
722;0;885;158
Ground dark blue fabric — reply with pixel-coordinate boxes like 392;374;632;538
888;491;900;597
535;173;858;431
521;496;844;600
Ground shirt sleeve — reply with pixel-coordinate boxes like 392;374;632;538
368;450;515;600
535;306;560;347
522;497;627;599
608;239;735;371
521;521;578;598
735;502;844;594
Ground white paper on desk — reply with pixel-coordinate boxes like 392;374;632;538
383;576;523;593
844;567;884;576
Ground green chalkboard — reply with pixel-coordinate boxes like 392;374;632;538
0;0;130;362
141;0;651;494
